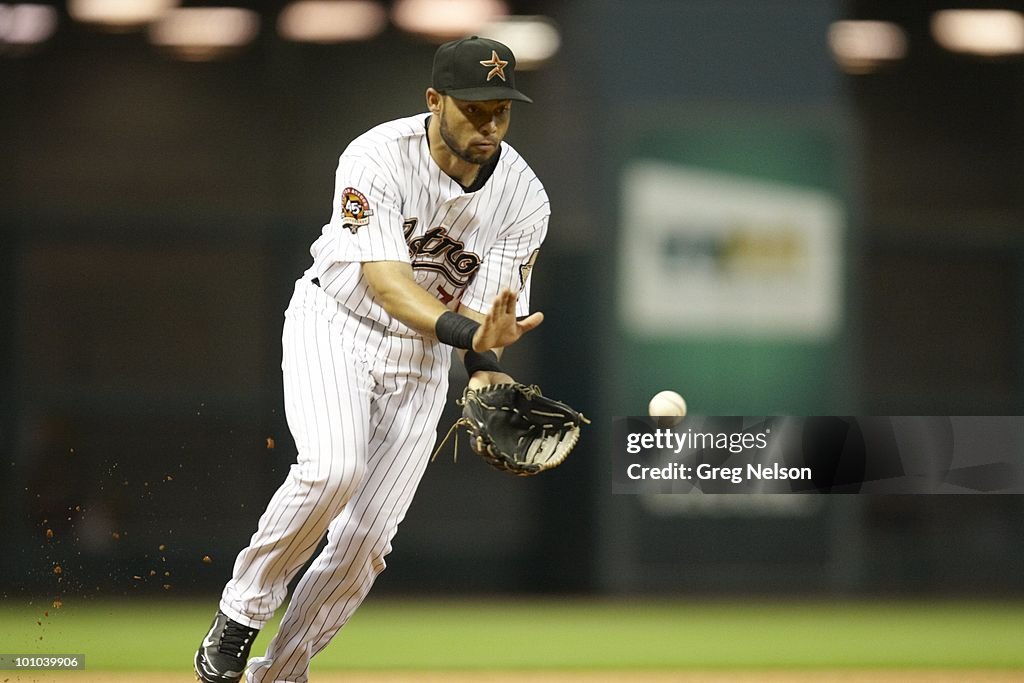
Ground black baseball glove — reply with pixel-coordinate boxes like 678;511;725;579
453;383;590;476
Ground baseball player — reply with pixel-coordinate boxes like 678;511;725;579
195;36;548;683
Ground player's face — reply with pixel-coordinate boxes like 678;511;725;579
439;96;511;165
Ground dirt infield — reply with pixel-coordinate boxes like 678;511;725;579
7;671;1023;683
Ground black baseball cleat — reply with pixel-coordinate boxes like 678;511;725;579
194;610;260;683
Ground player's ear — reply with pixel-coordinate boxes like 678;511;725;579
425;88;443;114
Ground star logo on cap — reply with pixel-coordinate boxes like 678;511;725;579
479;50;508;82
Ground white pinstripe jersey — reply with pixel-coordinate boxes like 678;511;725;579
304;113;549;337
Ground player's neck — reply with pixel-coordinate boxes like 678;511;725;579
440;155;480;188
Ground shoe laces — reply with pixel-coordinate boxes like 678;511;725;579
219;620;256;660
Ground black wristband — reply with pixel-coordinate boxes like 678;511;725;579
463;350;503;376
435;311;480;350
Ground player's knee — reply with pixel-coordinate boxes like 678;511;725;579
364;536;393;577
342;525;393;575
298;457;366;507
325;458;366;502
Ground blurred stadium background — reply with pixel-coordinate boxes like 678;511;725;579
1;0;1023;677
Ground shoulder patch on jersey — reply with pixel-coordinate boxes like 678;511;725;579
340;187;374;234
519;248;540;288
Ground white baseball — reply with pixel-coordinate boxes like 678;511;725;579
648;390;687;427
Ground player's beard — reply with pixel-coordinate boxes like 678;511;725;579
439;109;495;166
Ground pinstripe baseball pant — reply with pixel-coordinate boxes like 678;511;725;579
219;279;450;683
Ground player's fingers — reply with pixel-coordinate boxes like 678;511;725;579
486;294;503;323
517;311;544;332
503;289;517;315
486;291;515;324
490;291;509;317
491;289;509;313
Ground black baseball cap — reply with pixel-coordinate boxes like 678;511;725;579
431;36;533;103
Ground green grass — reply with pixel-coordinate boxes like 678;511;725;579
1;598;1022;672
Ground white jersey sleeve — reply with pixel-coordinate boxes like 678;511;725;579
318;155;409;265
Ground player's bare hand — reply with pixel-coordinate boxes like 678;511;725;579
471;289;543;352
468;370;515;390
